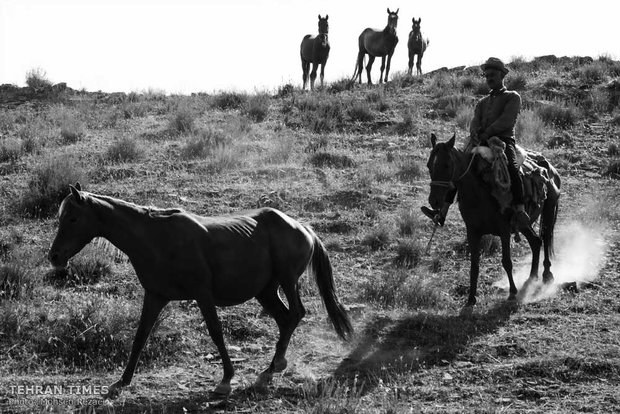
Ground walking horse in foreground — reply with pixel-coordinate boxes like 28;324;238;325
300;15;330;90
407;17;429;76
352;8;399;84
426;134;561;309
48;184;352;397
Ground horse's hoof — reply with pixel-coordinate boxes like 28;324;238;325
103;381;124;400
255;371;273;388
273;358;287;373
507;293;517;302
460;305;474;317
543;272;554;284
213;382;231;396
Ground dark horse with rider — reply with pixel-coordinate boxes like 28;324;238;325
423;57;561;310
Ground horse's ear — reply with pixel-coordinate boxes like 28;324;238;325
430;133;437;148
318;14;321;20
396;8;399;14
70;184;84;204
447;133;456;148
387;8;391;13
74;182;81;191
325;14;328;20
412;17;415;23
418;18;422;23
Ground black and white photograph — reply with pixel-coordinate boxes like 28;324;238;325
0;0;618;412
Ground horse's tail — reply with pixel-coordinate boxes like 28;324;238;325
539;172;561;259
306;227;353;341
350;54;366;83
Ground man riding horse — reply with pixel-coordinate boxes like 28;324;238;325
422;57;530;228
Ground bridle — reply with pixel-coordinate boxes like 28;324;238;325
429;149;476;190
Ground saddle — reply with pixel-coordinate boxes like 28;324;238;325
470;137;549;213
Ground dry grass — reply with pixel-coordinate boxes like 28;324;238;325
0;58;619;413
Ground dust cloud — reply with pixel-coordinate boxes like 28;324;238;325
493;221;608;303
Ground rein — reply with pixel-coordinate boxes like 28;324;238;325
429;150;477;190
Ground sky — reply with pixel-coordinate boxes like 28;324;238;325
1;0;618;94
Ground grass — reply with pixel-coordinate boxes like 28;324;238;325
0;263;33;301
0;138;23;163
16;155;87;218
360;269;443;309
106;136;141;162
212;91;248;110
308;152;355;169
537;102;580;128
59;114;85;143
516;109;549;145
394;239;424;268
362;224;392;251
168;105;196;134
347;101;375;122
180;128;229;160
244;93;270;122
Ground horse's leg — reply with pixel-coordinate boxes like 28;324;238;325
320;61;326;89
521;225;542;280
465;230;481;308
196;298;234;395
301;60;309;90
105;292;168;399
408;50;414;76
384;53;393;83
379;56;386;84
416;53;423;75
542;191;560;284
254;285;292;386
366;55;375;85
310;62;318;91
500;232;518;301
356;51;365;84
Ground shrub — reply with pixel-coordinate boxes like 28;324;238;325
607;143;620;156
579;62;606;84
106;137;141;162
212;92;248;110
0;264;34;300
168;105;196;134
308;152;355;168
456;105;474;131
276;83;295;98
244;94;270;122
25;67;52;90
362;225;392;251
46;254;112;287
347;101;375;122
516;109;548;144
17;156;86;218
394;240;423;268
0;138;23;163
122;101;149;119
181;128;229;160
361;269;442;309
60;115;85;143
396;208;422;236
537;102;580;128
507;73;527;91
328;77;355;94
396;159;423;181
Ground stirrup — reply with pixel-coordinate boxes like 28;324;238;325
421;206;444;226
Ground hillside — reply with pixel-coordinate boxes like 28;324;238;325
0;55;619;413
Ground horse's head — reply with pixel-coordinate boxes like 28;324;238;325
386;8;399;31
48;183;99;268
411;17;421;35
318;14;329;35
426;133;457;210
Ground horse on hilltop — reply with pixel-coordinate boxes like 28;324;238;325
407;17;429;76
300;15;330;90
352;8;399;85
426;134;561;310
48;184;352;398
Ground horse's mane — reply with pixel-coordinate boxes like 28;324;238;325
88;193;183;218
